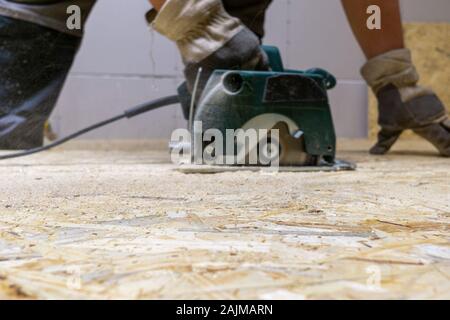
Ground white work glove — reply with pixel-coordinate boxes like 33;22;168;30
361;49;450;156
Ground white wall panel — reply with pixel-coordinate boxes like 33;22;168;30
52;0;448;139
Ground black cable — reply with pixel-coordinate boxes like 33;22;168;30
0;94;180;161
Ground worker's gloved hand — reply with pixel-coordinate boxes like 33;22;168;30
147;0;269;104
362;49;450;157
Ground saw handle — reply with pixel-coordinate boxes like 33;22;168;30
306;68;337;90
262;45;285;72
262;46;337;90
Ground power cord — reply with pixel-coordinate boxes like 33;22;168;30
0;94;180;160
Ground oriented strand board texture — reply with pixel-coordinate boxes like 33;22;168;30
0;140;449;299
369;23;450;139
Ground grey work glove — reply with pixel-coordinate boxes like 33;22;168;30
147;0;269;104
362;49;450;157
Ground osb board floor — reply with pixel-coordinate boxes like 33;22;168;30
0;139;448;300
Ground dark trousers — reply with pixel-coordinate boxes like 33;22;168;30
0;15;80;150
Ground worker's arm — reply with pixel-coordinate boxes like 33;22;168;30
149;0;165;11
149;0;272;39
0;0;96;36
341;0;404;59
341;0;449;156
148;0;269;106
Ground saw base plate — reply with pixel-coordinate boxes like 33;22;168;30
175;159;356;174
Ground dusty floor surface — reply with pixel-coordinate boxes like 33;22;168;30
0;139;448;299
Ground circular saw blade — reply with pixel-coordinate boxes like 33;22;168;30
241;113;316;166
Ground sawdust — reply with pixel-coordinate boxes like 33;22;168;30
0;139;449;299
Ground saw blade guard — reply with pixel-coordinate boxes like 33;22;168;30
191;46;338;166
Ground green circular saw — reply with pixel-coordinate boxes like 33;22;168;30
175;46;356;172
